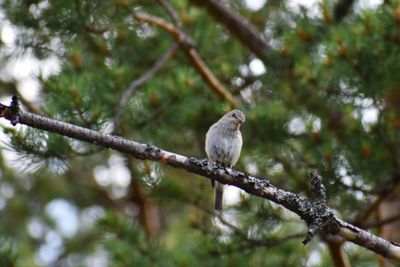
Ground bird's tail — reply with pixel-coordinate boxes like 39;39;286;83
214;182;224;211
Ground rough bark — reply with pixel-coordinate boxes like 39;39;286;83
1;96;400;261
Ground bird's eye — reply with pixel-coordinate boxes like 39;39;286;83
232;113;237;118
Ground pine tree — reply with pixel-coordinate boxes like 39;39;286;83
1;0;400;266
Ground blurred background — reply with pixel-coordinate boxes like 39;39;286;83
0;0;399;266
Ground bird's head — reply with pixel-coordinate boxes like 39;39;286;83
221;109;246;130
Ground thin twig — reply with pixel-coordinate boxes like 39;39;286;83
353;173;400;226
2;97;400;261
113;0;182;132
113;43;178;132
365;213;400;228
134;12;238;107
133;96;178;128
325;238;351;267
353;120;400;227
157;0;181;25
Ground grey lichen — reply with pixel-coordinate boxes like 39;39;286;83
145;144;162;160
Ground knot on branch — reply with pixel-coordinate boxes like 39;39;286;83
310;169;326;201
303;170;339;245
0;95;20;126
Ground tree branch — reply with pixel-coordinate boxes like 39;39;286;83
325;237;351;267
157;0;181;26
188;0;282;66
353;172;400;226
113;43;178;132
1;96;400;261
333;0;355;23
134;12;238;107
365;213;400;228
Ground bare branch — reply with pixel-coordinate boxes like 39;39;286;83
365;213;400;228
113;43;178;132
188;0;280;65
334;0;355;23
325;238;351;267
353;173;400;226
189;0;353;64
134;12;238;107
1;96;400;261
157;0;181;26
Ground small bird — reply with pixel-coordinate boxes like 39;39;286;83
205;109;245;211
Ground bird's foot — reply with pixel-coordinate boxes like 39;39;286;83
214;162;232;175
223;166;232;175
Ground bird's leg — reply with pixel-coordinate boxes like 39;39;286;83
210;161;221;188
210;179;215;188
211;161;228;186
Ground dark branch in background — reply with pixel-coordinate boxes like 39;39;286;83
191;0;397;235
133;12;238;107
365;213;400;228
333;0;355;22
324;235;351;267
113;0;181;235
353;172;400;227
113;43;178;133
156;0;181;26
352;119;400;228
1;96;400;261
113;1;183;133
133;96;178;128
188;0;282;66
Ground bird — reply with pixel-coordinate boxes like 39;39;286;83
205;109;245;211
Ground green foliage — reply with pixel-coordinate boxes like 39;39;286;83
0;0;400;266
98;212;174;267
0;238;17;267
4;127;70;173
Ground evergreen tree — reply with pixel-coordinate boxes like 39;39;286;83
0;0;400;266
